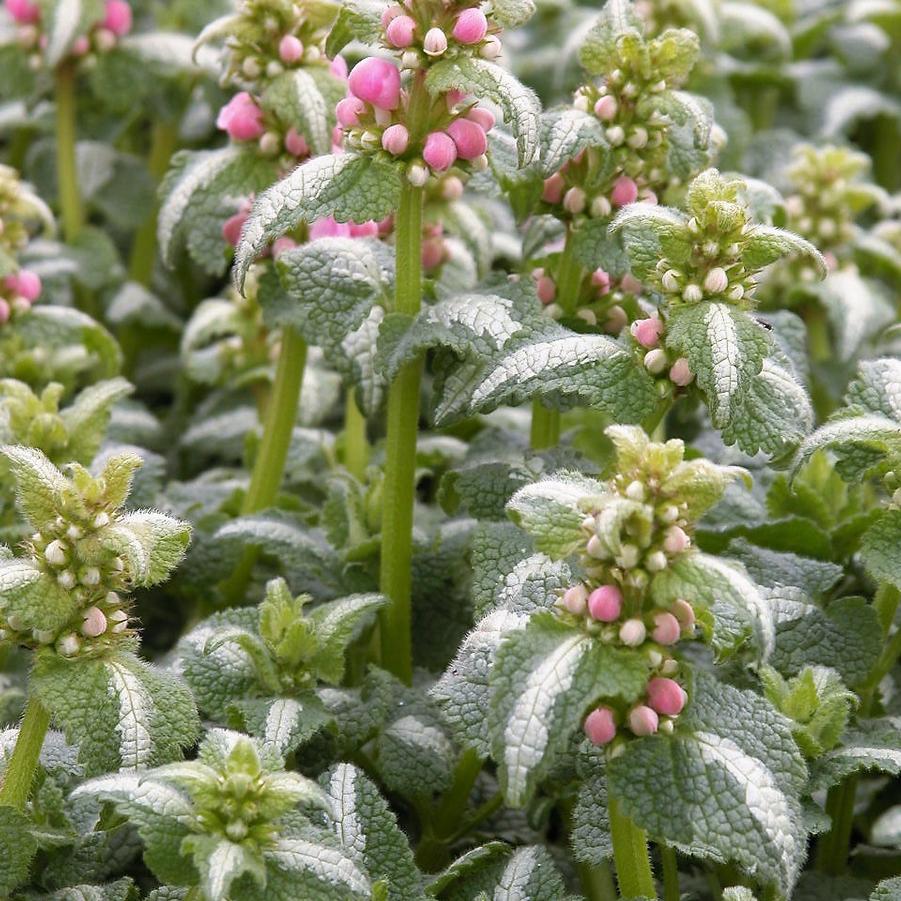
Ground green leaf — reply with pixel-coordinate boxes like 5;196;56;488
491;0;536;27
0;805;37;896
725;539;843;598
235;155;403;290
103;510;191;587
235;694;332;756
425;58;541;167
308;593;386;683
608;672;808;894
376;709;456;799
609;205;690;280
0;558;78;633
811;718;901;791
261;69;341;157
571;762;612;867
43;0;105;66
262;831;372;899
0;444;73;526
538;107;606;178
742;226;827;278
872;878;901;901
324;763;425;901
58;377;133;463
490;613;649;806
579;0;644;74
860;507;901;589
324;0;385;56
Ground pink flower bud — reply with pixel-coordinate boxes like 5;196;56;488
330;55;348;79
824;251;838;272
381;123;410;155
5;269;41;301
71;34;90;55
591;268;611;293
285;128;309;157
628;704;659;736
642;190;658;205
7;0;40;23
216;92;265;141
584;706;617;745
423;27;448;56
336;96;365;128
620;273;642;294
272;237;297;257
671;599;695;632
536;275;556;304
646;677;687;716
652;611;681;646
102;0;131;37
593;95;618;121
81;606;107;638
0;299;10;324
349;221;379;238
669;357;694;387
588;585;623;622
423;131;457;171
310;216;351;240
481;34;502;58
381;4;403;27
441;175;464;200
446;117;488;160
467;105;495;132
542;173;565;204
619;618;646;646
452;7;488;44
421;237;445;269
611;175;638;207
562;584;589;615
222;201;250;246
630;316;663;349
278;34;304;64
348;56;401;110
663;526;689;555
563;186;586;214
386;14;416;47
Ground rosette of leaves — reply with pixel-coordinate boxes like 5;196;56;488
0;445;198;773
72;728;424;900
178;577;385;755
612;167;827;456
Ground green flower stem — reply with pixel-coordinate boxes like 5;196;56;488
660;845;679;901
0;696;51;810
128;120;179;285
577;861;618;901
529;228;583;450
377;72;430;684
872;115;900;192
54;62;83;244
343;390;369;481
220;326;307;606
609;796;657;899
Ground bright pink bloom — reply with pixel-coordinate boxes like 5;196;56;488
310;217;352;240
467;105;495;132
0;299;10;324
423;131;457;171
336;96;365;128
350;221;379;238
542;173;565;204
217;92;265;141
452;7;488;44
423;27;448;55
330;55;348;79
611;175;638;207
631;316;663;349
652;612;681;646
222;210;249;246
628;705;659;736
446;89;468;106
381;123;410;155
594;95;618;121
587;585;623;622
71;35;90;55
536;275;556;305
5;269;41;301
591;268;611;293
102;0;132;36
584;706;617;745
381;4;403;27
646;677;687;716
285;128;309;157
421;237;445;269
6;0;40;24
386;14;416;47
669;357;694;387
272;237;297;257
279;34;304;64
348;56;401;110
446;118;488;160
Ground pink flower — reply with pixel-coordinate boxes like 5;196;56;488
562;584;588;615
591;268;611;293
279;34;304;64
5;269;41;302
381;4;403;27
285;128;309;157
102;0;132;37
542;173;565;204
81;606;107;637
222;210;249;247
310;217;353;240
336;96;365;128
348;56;401;110
217;92;265;142
671;599;695;633
563;186;585;214
628;705;659;736
272;237;297;257
630;316;663;349
349;221;379;238
467;105;495;132
587;585;623;622
446;118;488;161
6;0;40;24
0;299;10;324
386;14;416;47
446;89;468;106
381;123;410;155
619;618;646;646
663;526;689;555
423;131;457;171
421;237;445;269
71;35;90;55
423;27;448;56
646;677;687;716
669;357;694;387
651;612;681;646
594;95;618;121
452;7;488;44
330;55;348;79
620;273;642;294
536;275;556;304
440;175;464;200
611;175;638;207
584;706;617;745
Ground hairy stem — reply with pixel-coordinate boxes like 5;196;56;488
55;62;83;244
578;861;618;901
609;796;657;899
0;696;51;810
220;326;307;606
343;390;369;481
660;845;679;901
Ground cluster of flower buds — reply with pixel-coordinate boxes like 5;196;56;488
782;143;879;271
8;0;132;68
0;165;53;257
0;268;41;326
628;314;693;386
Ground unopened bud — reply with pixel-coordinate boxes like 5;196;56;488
703;267;728;294
57;570;76;589
646;550;667;572
584;706;617;745
563;187;586;214
651;611;681;645
605;125;625;146
644;349;668;374
590;195;612;218
94;512;110;528
618;544;639;569
423;27;448;56
646;676;687;715
661;269;681;292
66;524;82;540
480;35;502;59
588;585;623;622
593;95;618;121
81;606;107;637
57;633;80;657
562;584;589;615
727;284;744;301
619;618;646;646
669;357;694;387
682;284;703;303
407;161;429;187
625;480;645;501
663;526;690;554
671;599;695;633
242;57;262;79
631;316;663;349
627;127;648;149
628;704;659;736
586;534;607;559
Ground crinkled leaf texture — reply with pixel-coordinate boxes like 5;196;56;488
811;718;901;791
608;671;809;894
33;649;199;776
0;805;37;896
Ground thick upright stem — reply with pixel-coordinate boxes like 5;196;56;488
0;697;51;810
343;391;369;481
378;176;424;684
609;796;657;899
578;861;618;901
55;63;83;244
660;845;679;901
220;326;307;606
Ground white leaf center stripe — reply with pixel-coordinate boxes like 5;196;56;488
268;838;370;893
429;296;520;347
106;660;153;770
264;698;303;752
206;841;245;899
503;634;588;804
695;732;799;886
705;303;741;418
328;764;366;861
388;715;455;758
495;846;540;898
